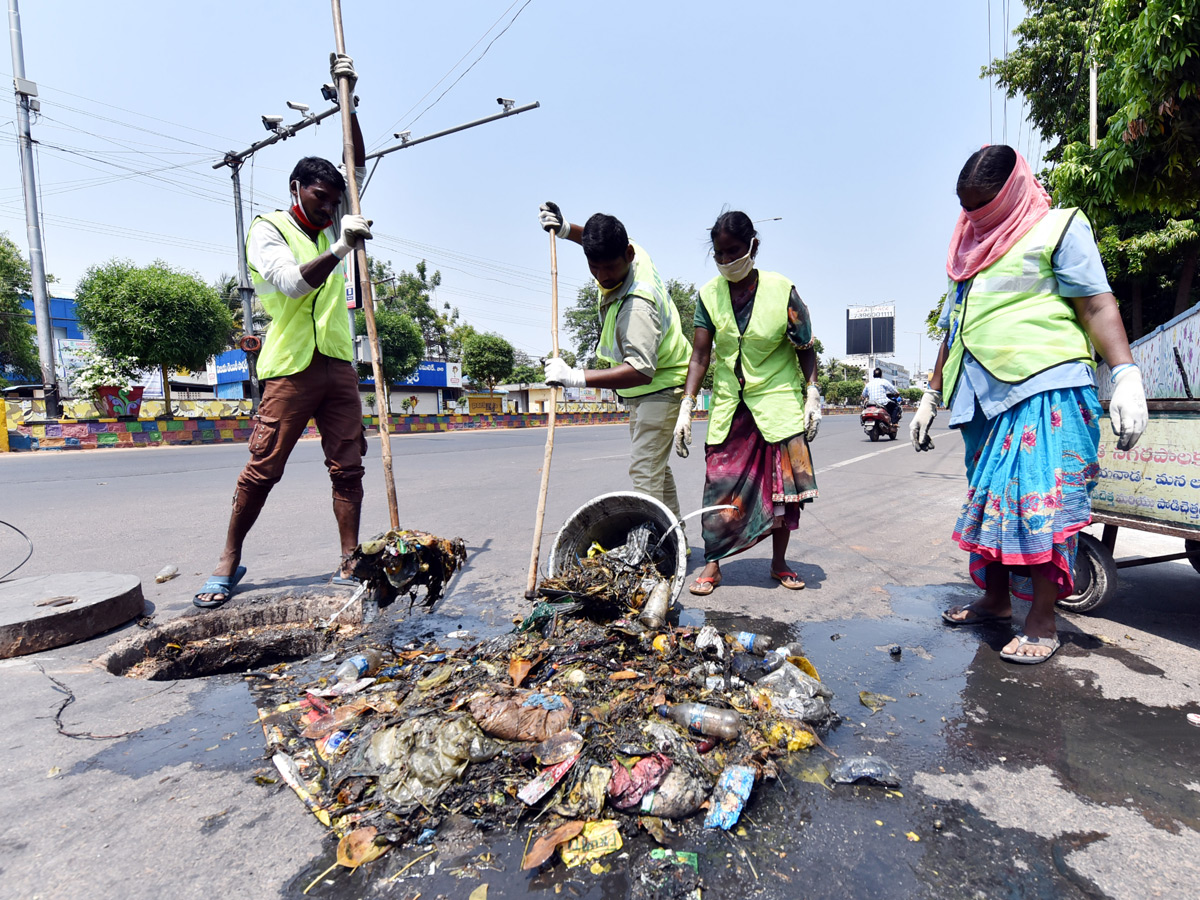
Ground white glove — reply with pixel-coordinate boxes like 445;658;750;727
1109;364;1148;451
911;388;941;451
674;394;696;458
538;201;571;237
330;53;358;91
331;214;373;259
804;384;822;442
544;357;586;388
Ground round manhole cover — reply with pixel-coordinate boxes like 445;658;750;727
0;572;143;658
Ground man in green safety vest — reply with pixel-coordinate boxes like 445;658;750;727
538;203;691;520
195;54;373;609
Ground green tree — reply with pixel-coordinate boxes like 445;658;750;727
462;332;515;397
213;272;268;336
926;294;949;342
354;307;423;395
0;233;39;385
1053;0;1200;318
563;282;603;367
901;387;925;403
75;259;234;411
510;363;544;384
369;258;463;360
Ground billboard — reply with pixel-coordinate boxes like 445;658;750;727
362;360;463;388
209;349;249;385
846;304;895;357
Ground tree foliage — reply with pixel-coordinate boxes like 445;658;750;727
76;258;233;374
355;307;424;387
462;332;515;396
563;282;603;368
369;258;463;360
0;233;39;384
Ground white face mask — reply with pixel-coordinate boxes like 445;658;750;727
716;241;756;283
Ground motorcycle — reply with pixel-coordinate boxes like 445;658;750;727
861;402;900;442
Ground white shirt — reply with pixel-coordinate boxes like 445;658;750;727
863;377;897;406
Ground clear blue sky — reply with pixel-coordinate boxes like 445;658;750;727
1;1;1044;374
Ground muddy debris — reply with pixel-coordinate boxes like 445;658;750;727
254;526;838;886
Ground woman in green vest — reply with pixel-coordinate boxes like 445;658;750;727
913;145;1148;663
673;211;822;595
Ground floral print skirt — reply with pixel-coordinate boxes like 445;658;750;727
953;386;1101;601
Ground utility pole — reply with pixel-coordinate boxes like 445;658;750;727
214;104;340;409
7;0;58;416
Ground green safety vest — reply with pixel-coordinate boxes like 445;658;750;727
702;271;805;444
248;210;352;380
595;242;691;398
943;208;1095;400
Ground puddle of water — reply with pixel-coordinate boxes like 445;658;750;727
67;678;263;778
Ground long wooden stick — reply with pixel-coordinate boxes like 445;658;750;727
331;0;399;530
525;231;560;599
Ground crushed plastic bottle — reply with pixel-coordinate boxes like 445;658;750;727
733;631;774;654
335;648;383;684
638;579;671;630
154;565;179;584
656;702;741;741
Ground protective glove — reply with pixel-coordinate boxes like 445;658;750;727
1109;364;1148;451
804;384;822;442
539;201;571;237
331;214;373;259
673;394;696;458
911;388;941;452
330;53;358;91
545;357;586;388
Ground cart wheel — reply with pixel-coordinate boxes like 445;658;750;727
1057;532;1118;614
1185;540;1200;577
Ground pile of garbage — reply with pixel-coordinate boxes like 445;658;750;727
345;529;467;611
254;523;838;881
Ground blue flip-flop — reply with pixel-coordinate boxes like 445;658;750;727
193;565;247;609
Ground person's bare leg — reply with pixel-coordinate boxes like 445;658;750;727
944;562;1013;622
1001;570;1058;659
770;525;804;588
334;497;361;577
197;490;268;603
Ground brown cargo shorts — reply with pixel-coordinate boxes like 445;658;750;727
236;352;367;503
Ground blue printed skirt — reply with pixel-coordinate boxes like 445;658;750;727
953;387;1101;601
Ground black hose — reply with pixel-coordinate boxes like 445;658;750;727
0;519;34;582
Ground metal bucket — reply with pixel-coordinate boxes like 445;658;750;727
548;491;688;604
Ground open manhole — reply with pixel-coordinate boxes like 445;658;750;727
96;594;363;681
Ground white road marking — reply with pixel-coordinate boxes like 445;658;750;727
579;454;628;461
816;442;909;474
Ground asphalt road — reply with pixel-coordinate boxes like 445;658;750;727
1;414;1198;900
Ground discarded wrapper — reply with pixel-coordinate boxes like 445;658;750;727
704;765;756;830
518;753;581;805
560;820;623;868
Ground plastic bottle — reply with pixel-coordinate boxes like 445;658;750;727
656;702;741;741
334;648;383;683
733;631;774;655
771;641;805;659
154;565;179;584
638;579;671;629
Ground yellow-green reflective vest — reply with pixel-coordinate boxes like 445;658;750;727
702;271;805;445
595;243;690;398
248;210;352;380
943;208;1095;400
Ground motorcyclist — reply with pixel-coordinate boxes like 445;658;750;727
862;368;902;424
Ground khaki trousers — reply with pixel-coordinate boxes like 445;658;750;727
625;389;683;519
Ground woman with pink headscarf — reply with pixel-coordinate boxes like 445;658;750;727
912;145;1148;664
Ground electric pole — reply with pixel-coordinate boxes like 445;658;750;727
7;0;58;416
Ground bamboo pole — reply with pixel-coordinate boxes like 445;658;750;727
330;0;399;529
525;231;560;598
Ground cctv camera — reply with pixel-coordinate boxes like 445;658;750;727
286;100;310;113
394;131;411;143
321;83;338;102
497;97;515;110
261;114;283;131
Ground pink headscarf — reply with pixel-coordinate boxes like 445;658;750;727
945;149;1051;281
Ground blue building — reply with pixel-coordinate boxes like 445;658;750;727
20;296;84;342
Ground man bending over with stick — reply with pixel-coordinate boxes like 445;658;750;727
539;203;691;522
196;54;372;608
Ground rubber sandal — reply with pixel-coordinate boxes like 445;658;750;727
689;574;721;596
770;569;805;590
941;606;1013;627
999;632;1060;665
193;565;247;609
